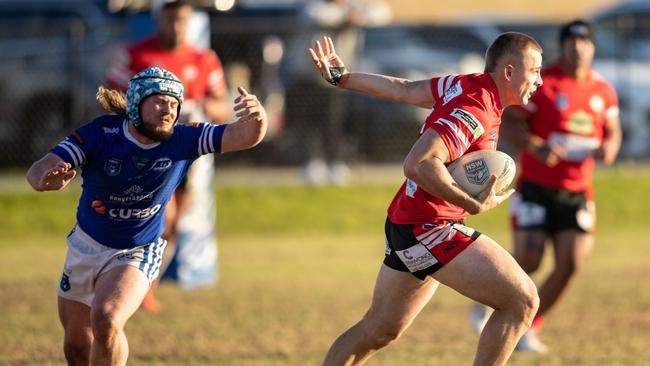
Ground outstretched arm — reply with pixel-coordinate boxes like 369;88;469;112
308;35;435;108
221;87;268;153
26;153;77;192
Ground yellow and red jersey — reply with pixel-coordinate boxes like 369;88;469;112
517;63;619;197
388;73;503;224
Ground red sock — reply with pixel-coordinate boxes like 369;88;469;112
531;315;544;330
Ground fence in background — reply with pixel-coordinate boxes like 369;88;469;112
2;5;650;168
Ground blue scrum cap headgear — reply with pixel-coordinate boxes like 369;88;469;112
126;67;184;127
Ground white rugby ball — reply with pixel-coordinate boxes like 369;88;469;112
447;150;516;197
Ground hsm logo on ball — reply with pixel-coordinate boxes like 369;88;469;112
463;158;489;185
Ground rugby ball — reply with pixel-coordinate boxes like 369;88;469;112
447;150;516;197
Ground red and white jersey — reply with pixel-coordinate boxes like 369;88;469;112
106;35;226;102
517;63;619;197
388;73;504;224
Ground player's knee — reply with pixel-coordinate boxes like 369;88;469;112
518;256;541;273
90;310;121;343
361;319;405;348
63;340;90;364
514;247;543;273
367;327;402;349
501;276;538;325
517;278;540;326
554;254;587;280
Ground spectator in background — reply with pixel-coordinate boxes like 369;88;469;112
471;20;621;353
106;0;230;311
284;0;391;185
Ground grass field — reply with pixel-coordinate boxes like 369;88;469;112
1;166;649;365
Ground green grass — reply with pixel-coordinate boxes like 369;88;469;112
1;167;649;365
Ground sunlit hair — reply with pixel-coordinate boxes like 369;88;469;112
96;86;127;115
484;32;542;73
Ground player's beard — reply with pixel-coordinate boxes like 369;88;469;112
137;119;174;142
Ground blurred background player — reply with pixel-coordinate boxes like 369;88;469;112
106;0;230;311
471;19;621;353
26;66;266;366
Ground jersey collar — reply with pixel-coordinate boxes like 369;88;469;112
122;120;161;149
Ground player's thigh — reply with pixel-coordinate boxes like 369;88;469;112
163;194;178;239
173;183;192;218
365;265;439;331
433;234;536;310
553;230;594;269
91;265;150;326
512;229;547;272
59;296;92;339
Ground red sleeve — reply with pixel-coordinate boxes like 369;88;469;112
429;74;459;105
105;45;134;91
204;50;226;95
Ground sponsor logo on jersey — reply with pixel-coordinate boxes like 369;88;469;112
103;127;119;134
396;244;439;272
91;200;107;215
589;95;604;113
450;108;484;138
151;157;172;172
443;81;462;105
463;158;489;186
132;156;149;170
108;203;162;220
108;185;154;205
104;158;122;176
567;111;595;135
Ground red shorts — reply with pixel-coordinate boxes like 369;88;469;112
383;217;481;280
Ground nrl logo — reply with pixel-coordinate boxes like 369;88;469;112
463;158;489;186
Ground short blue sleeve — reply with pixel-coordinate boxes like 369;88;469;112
50;120;103;168
175;123;227;159
197;123;227;155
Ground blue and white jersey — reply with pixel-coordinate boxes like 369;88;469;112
51;114;226;249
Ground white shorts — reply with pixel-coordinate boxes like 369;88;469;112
57;225;167;306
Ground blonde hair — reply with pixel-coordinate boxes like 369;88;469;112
96;86;127;115
484;32;542;73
